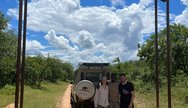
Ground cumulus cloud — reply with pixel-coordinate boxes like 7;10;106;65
111;0;125;7
175;0;188;27
181;0;188;5
26;40;45;50
139;0;153;7
7;8;18;19
7;0;169;65
44;30;76;51
26;39;45;55
76;30;96;49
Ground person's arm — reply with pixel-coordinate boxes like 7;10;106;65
106;86;110;107
118;83;122;95
108;84;110;99
128;91;135;108
128;83;135;108
117;83;121;102
94;88;99;108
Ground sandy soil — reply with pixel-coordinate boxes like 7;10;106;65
57;84;72;108
5;103;14;108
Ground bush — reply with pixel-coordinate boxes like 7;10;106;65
0;85;15;95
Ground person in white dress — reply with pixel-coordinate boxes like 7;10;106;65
94;76;109;108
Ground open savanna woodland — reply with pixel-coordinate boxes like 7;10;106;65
0;0;188;108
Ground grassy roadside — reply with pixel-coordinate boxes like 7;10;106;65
0;81;69;108
135;86;188;108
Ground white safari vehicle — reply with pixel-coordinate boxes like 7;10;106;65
71;63;111;108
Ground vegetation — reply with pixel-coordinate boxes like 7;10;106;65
0;12;17;88
112;24;188;108
0;12;74;88
24;55;74;88
138;24;188;80
0;81;69;108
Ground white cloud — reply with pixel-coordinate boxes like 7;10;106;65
44;30;77;51
8;23;13;29
7;8;18;19
7;0;169;65
26;40;45;50
175;0;188;27
181;0;188;5
111;0;125;7
139;0;153;7
76;30;96;49
26;39;45;55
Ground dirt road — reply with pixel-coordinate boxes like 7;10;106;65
5;103;14;108
57;84;72;108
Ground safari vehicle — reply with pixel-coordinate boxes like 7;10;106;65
71;63;111;108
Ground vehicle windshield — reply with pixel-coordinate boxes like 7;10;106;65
85;73;100;82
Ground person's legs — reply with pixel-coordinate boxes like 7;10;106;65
98;105;107;108
98;105;102;108
120;102;128;108
114;102;119;108
109;103;113;108
109;101;116;108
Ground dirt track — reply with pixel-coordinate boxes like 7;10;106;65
5;103;14;108
57;84;72;108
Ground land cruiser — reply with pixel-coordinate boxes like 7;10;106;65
71;63;111;108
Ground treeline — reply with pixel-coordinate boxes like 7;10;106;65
112;24;188;90
0;12;74;88
24;56;74;88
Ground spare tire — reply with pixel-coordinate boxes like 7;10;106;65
75;80;95;100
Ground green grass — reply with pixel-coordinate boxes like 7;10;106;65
136;86;188;108
0;81;69;108
0;85;15;108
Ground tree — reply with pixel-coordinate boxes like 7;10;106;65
0;12;8;31
138;24;188;79
0;12;17;88
45;57;64;82
25;56;47;88
112;57;123;73
61;62;74;81
24;55;74;88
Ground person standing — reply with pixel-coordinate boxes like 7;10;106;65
94;76;109;108
119;73;135;108
108;73;120;108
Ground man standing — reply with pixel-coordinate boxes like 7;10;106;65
119;73;135;108
109;73;119;108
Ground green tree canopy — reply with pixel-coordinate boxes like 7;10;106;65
138;24;188;77
0;12;8;31
0;12;17;88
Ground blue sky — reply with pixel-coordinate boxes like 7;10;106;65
0;0;188;66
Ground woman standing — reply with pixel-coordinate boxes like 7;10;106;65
94;76;109;108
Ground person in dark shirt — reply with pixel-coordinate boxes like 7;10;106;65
118;73;135;108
